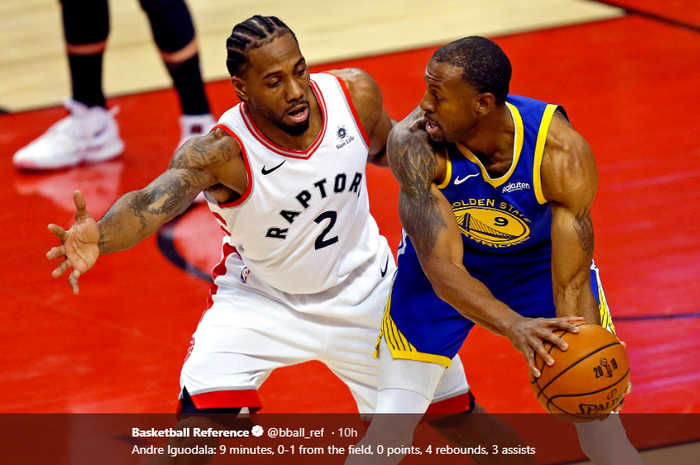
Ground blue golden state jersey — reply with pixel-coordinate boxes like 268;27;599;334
381;95;614;367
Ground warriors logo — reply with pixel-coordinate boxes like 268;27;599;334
453;201;530;247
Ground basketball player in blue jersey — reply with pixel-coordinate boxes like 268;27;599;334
347;37;644;465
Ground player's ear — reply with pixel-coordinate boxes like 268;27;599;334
476;93;497;115
232;76;247;102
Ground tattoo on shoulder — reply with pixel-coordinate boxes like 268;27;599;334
390;129;446;255
574;209;594;254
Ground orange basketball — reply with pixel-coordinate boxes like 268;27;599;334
530;323;630;422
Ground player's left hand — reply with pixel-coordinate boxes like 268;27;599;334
46;190;100;295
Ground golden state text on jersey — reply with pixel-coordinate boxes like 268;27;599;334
443;95;557;255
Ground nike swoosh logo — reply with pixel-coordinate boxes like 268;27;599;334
380;256;390;278
92;124;108;138
454;173;480;185
261;160;286;175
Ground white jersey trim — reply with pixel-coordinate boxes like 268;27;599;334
208;125;254;208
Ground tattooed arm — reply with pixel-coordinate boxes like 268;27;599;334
47;129;244;293
542;110;601;324
97;130;241;254
388;110;582;376
389;111;505;335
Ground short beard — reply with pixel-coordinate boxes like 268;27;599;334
280;118;310;137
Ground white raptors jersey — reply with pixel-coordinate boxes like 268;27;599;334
206;72;385;295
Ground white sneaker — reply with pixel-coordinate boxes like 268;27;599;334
13;99;125;170
177;114;216;150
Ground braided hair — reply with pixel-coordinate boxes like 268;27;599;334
226;15;297;77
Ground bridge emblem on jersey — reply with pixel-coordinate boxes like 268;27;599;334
453;204;530;247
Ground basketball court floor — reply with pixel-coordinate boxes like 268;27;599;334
2;0;699;463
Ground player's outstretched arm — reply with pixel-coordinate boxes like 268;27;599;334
542;111;601;325
387;112;583;377
331;68;394;166
46;129;239;294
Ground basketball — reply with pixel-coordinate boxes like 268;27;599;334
530;323;630;422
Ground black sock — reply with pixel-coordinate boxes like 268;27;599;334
69;53;106;108
167;54;210;116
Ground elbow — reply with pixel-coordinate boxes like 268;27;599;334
433;283;452;305
423;267;452;303
419;254;466;305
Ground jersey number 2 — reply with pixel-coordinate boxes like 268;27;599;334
314;211;339;250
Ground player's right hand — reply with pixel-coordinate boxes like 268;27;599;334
611;340;633;414
46;190;100;295
505;315;584;378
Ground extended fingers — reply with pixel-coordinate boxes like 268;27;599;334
524;350;541;379
532;339;555;368
541;329;569;352
69;270;81;295
52;259;72;278
73;190;91;221
46;245;66;261
553;316;584;332
544;318;582;344
48;223;67;241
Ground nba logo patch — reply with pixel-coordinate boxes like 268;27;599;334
240;267;251;283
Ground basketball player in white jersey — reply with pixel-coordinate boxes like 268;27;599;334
47;16;580;464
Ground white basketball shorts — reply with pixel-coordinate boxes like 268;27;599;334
180;238;396;414
179;238;471;415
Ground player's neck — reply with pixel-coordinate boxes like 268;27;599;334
249;92;323;152
458;105;515;172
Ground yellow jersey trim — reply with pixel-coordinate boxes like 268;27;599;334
375;290;453;368
533;104;558;204
437;148;452;190
592;264;617;336
455;102;524;188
